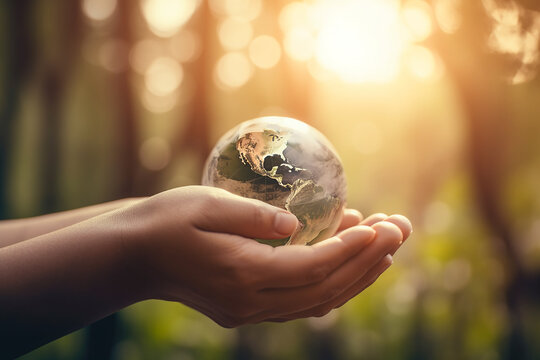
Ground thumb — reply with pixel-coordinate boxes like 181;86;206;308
194;189;298;240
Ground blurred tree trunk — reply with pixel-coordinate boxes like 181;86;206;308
408;290;431;360
39;1;83;213
85;0;139;359
182;0;212;168
170;0;212;183
0;1;34;219
113;0;139;198
449;55;531;360
428;2;540;359
305;328;340;360
516;0;540;11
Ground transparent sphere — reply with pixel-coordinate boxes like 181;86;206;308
203;116;347;246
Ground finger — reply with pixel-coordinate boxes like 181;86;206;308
383;214;413;242
360;213;388;226
194;189;298;240
372;221;405;257
252;222;403;317
255;225;376;289
335;209;363;233
263;255;393;322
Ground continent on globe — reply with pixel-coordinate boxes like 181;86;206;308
202;116;347;246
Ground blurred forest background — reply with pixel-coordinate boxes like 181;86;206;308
2;0;540;359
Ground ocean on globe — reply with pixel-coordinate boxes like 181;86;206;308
202;116;347;246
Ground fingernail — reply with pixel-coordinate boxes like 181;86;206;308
274;212;298;235
385;254;394;265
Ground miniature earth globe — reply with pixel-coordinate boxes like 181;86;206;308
202;116;347;246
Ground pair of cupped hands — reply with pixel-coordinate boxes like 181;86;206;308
120;186;412;327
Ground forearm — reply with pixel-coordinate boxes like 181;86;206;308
0;198;143;248
0;209;144;358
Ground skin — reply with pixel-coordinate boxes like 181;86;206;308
0;185;412;358
0;198;141;248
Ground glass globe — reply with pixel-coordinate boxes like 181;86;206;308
202;116;347;246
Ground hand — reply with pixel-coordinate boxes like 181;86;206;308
265;210;412;321
122;186;412;327
0;185;411;357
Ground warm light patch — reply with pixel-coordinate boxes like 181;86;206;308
402;0;433;42
141;0;200;37
249;35;282;69
218;17;253;50
284;28;315;62
349;121;382;155
406;46;444;80
214;52;253;90
139;137;172;171
224;0;262;20
145;57;184;96
141;89;178;113
307;59;332;82
99;39;128;73
279;2;314;33
433;0;462;34
82;0;117;22
130;39;162;74
209;0;262;20
483;0;540;83
423;201;453;234
169;30;202;63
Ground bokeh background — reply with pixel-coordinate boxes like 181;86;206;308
2;0;540;359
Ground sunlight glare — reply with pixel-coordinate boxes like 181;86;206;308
280;0;444;83
314;0;405;83
141;0;200;37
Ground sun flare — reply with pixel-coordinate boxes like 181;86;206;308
281;0;437;83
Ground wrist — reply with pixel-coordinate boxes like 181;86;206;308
110;201;158;303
